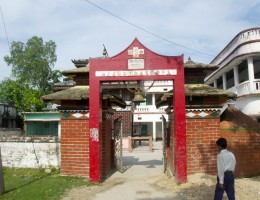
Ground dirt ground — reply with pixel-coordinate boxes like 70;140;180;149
61;141;260;200
156;173;260;200
62;172;260;200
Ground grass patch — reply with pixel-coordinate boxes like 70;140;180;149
0;167;92;200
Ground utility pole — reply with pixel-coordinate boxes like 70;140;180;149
0;148;5;194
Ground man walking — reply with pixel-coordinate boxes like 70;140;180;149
214;138;236;200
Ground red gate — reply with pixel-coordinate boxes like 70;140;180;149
89;38;187;183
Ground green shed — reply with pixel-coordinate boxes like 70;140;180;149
23;112;60;136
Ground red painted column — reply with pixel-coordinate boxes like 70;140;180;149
173;59;187;183
89;79;101;182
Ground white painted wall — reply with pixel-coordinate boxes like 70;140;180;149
236;96;260;116
134;113;168;122
0;142;60;168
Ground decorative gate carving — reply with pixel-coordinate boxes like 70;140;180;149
113;117;125;173
162;115;167;173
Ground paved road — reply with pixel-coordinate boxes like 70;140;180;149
62;141;180;200
89;141;177;200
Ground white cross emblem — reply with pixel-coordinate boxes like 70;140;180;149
128;47;144;58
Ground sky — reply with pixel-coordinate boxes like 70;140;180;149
0;0;260;81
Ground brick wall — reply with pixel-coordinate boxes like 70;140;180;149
166;110;220;177
60;112;89;177
185;111;260;177
57;106;259;180
186;110;220;175
220;129;260;177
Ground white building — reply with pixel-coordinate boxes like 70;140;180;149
205;27;260;122
114;80;172;141
132;81;172;140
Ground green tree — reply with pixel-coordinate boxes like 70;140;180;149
0;78;45;127
0;79;44;113
0;36;62;127
4;36;61;95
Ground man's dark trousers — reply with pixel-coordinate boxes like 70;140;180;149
214;171;235;200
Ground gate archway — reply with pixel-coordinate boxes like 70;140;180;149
89;38;186;183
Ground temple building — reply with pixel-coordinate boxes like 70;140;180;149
41;38;236;183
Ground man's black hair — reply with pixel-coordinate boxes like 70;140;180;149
216;138;227;148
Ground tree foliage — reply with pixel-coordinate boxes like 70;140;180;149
4;36;61;95
0;36;62;121
0;79;44;113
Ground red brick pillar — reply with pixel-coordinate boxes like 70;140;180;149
60;111;89;177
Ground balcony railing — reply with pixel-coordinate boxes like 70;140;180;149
135;105;167;113
114;105;167;113
212;28;260;66
227;79;260;97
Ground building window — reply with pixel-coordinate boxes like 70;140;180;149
226;69;235;89
26;121;58;136
254;59;260;79
217;77;223;89
238;60;249;83
145;94;153;105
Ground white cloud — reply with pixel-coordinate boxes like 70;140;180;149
1;0;260;80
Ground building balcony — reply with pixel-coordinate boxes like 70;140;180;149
114;104;167;113
227;79;260;97
212;28;260;67
135;105;167;113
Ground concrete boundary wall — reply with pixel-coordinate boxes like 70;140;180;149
0;136;60;168
0;128;23;136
